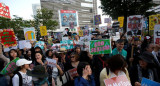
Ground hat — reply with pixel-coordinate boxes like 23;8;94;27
27;65;48;78
16;59;32;66
138;51;154;63
57;48;67;53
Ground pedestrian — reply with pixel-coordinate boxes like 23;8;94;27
74;62;95;86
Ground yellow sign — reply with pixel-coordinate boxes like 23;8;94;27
79;30;83;37
149;14;160;30
118;17;124;28
40;26;47;36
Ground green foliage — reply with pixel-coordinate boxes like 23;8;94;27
100;0;156;19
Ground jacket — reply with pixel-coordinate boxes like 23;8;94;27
110;48;127;59
74;75;95;86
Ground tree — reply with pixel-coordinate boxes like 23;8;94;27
100;0;156;33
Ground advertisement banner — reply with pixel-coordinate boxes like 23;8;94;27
40;26;47;36
94;15;101;25
0;29;17;48
0;3;11;18
24;27;36;41
60;10;77;27
104;75;131;86
141;78;160;86
154;25;160;44
90;39;112;55
118;17;124;27
149;14;160;30
127;15;143;36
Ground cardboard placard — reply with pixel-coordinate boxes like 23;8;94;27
46;58;57;67
40;26;47;36
68;68;78;78
78;30;83;37
118;17;124;28
4;45;18;52
18;40;31;49
34;41;45;50
60;40;74;49
90;39;112;55
141;78;160;86
104;75;131;86
24;27;36;41
154;25;160;44
0;29;17;48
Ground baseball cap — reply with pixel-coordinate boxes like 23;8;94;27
16;59;32;66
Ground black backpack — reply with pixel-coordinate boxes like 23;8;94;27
10;72;23;86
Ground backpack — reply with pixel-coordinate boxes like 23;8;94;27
10;72;23;86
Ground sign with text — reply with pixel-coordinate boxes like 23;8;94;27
68;68;78;79
60;40;74;49
104;18;112;23
79;36;91;51
118;17;124;28
90;39;112;55
141;78;160;86
154;25;160;44
46;58;57;67
104;75;131;86
34;41;45;50
0;3;11;18
78;30;83;37
18;40;31;49
149;14;160;30
0;29;17;48
24;27;36;41
94;15;101;25
40;26;47;36
4;45;18;52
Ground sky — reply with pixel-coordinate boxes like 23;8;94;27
0;0;40;20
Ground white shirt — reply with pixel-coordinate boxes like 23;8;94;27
12;71;32;86
109;69;126;78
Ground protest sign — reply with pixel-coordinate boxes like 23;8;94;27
62;37;69;41
4;45;18;52
0;29;17;48
141;78;160;86
24;27;36;41
46;58;57;67
149;14;160;30
79;36;91;51
1;57;19;75
48;38;53;45
112;32;120;41
40;26;47;36
104;18;112;23
34;41;45;49
127;15;143;36
118;17;124;28
51;43;61;51
94;15;101;25
104;75;131;86
68;68;78;79
60;40;74;49
78;30;83;37
18;40;31;49
90;39;112;55
154;25;160;44
99;26;108;32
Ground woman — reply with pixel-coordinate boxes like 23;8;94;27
75;62;95;86
129;51;159;86
24;49;32;60
12;59;32;86
45;50;53;58
64;52;80;86
9;49;19;61
75;45;81;55
100;54;130;86
34;51;46;66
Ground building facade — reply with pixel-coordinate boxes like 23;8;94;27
40;0;97;31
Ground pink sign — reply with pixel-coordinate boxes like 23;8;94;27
104;75;131;86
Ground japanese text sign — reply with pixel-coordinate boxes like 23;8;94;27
40;26;47;36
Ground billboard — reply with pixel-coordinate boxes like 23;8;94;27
60;10;78;27
0;3;11;18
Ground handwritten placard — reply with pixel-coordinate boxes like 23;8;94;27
46;58;57;67
40;26;47;36
68;68;78;78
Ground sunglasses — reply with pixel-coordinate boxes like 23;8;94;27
71;56;75;58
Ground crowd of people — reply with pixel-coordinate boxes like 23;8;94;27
0;28;160;86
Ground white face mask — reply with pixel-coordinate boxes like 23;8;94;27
32;77;39;81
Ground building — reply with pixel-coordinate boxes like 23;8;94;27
40;0;97;31
32;4;41;16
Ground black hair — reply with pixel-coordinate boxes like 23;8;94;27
35;47;43;54
0;58;5;71
9;49;18;61
107;54;126;72
35;51;45;60
116;39;124;44
45;50;53;58
77;62;90;76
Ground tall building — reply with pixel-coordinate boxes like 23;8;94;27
40;0;97;31
32;4;41;16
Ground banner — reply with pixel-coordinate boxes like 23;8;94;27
0;3;11;18
94;15;101;25
127;15;143;36
18;40;31;49
34;41;45;50
90;39;112;55
46;58;57;67
60;40;74;49
141;78;160;86
60;10;78;27
24;27;36;41
78;30;83;37
154;25;160;44
40;26;47;36
104;75;131;86
118;17;124;27
0;29;17;48
104;18;112;23
149;14;160;30
1;57;19;75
